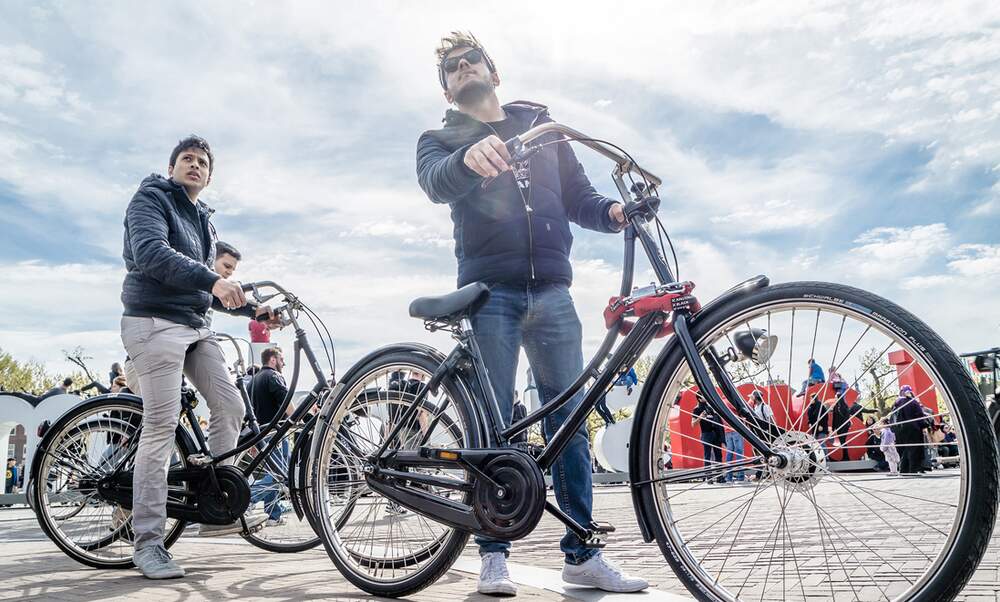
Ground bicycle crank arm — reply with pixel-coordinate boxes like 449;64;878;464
366;474;485;533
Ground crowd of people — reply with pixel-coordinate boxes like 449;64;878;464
689;357;958;481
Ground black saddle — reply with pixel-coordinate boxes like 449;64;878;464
409;282;490;322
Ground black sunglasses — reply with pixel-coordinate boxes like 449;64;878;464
441;48;484;74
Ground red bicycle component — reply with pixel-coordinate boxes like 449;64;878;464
603;281;701;338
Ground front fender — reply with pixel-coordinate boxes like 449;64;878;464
627;275;769;541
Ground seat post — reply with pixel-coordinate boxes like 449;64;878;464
459;317;475;336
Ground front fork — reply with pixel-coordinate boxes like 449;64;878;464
672;311;784;466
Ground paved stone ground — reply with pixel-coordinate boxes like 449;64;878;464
467;472;1000;602
4;473;1000;601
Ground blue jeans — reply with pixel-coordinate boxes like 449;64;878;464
471;281;596;565
250;439;289;521
724;431;745;481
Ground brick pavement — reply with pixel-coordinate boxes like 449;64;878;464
466;475;1000;601
5;474;1000;601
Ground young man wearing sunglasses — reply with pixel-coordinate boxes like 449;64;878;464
416;32;646;596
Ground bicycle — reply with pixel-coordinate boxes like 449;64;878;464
309;122;999;601
28;281;340;567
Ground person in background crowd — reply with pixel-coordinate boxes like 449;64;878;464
863;416;887;470
749;391;774;481
511;391;528;444
693;397;725;483
828;364;847;400
249;317;271;343
246;347;291;526
879;419;900;474
110;362;124;385
798;359;825;396
832;395;876;461
110;376;130;394
661;443;673;470
723;423;745;484
213;241;240;279
43;377;74;398
3;458;18;506
615;367;639;395
806;394;831;456
891;385;929;474
938;423;958;458
205;241;241;329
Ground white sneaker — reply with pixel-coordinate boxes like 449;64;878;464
562;553;648;593
198;513;267;537
478;552;517;596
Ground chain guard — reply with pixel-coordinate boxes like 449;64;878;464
196;465;251;525
473;452;546;541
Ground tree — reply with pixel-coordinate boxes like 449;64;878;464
0;348;57;394
857;346;895;415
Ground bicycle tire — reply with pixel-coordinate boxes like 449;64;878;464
31;397;195;569
632;281;998;601
311;349;482;597
238;422;322;553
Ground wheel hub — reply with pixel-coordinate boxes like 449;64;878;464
767;431;827;493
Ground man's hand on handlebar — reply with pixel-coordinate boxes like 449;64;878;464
464;135;511;178
608;203;627;231
254;305;283;330
212;278;246;310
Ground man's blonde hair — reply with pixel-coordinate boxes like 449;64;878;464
435;31;497;89
435;31;485;63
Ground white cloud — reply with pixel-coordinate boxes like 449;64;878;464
948;244;1000;278
845;223;951;279
0;1;998;382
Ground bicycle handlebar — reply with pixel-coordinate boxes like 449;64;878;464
508;122;662;187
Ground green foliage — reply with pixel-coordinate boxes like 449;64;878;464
857;346;895;415
0;348;57;395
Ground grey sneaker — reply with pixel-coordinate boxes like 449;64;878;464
198;513;267;537
478;552;517;596
133;545;184;579
563;552;648;593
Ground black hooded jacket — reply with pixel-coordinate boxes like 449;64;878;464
121;174;253;328
416;101;618;287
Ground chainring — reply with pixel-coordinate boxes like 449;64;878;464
472;451;546;541
196;465;251;524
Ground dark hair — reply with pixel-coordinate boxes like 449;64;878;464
169;135;214;176
215;241;242;261
261;347;282;366
62;377;73;387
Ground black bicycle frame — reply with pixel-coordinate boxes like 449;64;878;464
105;292;335;501
377;205;779;483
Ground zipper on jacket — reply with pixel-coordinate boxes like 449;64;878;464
486;115;539;281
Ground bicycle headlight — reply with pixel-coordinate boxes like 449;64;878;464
734;329;778;365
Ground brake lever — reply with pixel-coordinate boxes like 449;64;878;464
480;141;543;189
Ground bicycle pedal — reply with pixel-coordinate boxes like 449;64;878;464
590;521;616;534
583;537;607;549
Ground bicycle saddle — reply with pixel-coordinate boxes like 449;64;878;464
409;282;490;321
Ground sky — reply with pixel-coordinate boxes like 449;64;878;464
0;1;998;389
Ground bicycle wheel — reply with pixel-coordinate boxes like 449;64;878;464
633;281;998;601
30;397;195;569
236;422;321;552
312;350;482;597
